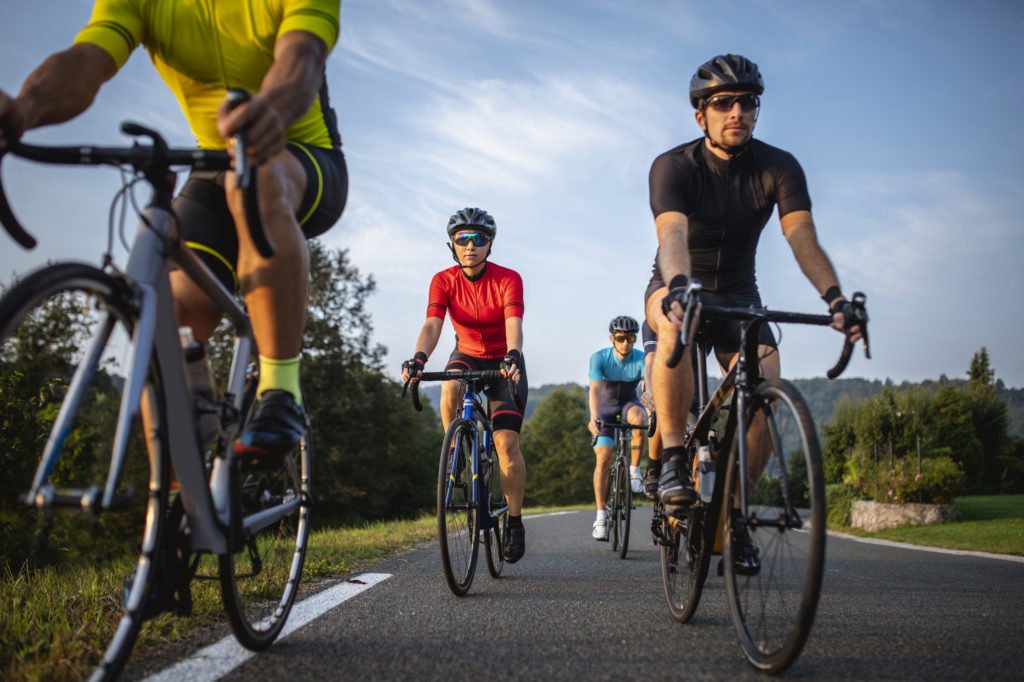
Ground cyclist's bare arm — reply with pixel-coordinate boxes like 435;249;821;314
402;316;444;382
503;316;523;382
217;30;329;163
655;210;692;324
588;381;602;437
782;210;863;342
0;43;115;150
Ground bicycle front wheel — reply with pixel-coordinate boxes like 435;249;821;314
437;418;479;596
483;440;508;579
618;458;632;559
609;459;623;552
220;410;312;650
0;263;170;681
723;378;825;673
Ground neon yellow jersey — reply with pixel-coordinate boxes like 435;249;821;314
74;0;341;150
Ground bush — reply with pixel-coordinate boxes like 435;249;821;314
857;455;963;505
826;483;861;527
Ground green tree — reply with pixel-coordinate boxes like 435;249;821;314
520;386;594;505
966;347;1010;491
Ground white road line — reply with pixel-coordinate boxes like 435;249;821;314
829;531;1024;563
143;572;392;682
523;511;577;519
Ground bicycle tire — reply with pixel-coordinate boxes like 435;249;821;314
220;402;312;650
618;458;632;559
660;504;711;623
0;263;170;681
609;459;623;552
437;418;479;596
723;378;825;674
483;438;508;578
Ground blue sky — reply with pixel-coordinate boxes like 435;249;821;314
1;0;1022;388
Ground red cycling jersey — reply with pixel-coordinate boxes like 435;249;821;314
427;262;525;359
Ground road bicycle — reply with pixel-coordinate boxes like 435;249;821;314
0;107;310;680
651;281;869;673
405;369;522;596
593;411;654;559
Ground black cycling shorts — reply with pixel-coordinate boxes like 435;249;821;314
644;278;778;355
172;142;348;290
444;349;529;433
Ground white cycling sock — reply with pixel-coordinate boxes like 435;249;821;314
631;465;641;477
596;510;607;522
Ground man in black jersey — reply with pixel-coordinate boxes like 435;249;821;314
643;54;863;574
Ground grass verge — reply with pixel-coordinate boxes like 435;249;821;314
836;494;1024;557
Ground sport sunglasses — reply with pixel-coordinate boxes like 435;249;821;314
452;231;490;247
613;333;636;343
705;93;760;113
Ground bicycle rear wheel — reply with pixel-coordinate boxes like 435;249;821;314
0;263;170;681
723;378;825;673
437;418;479;596
220;406;312;650
482;439;508;578
660;504;711;623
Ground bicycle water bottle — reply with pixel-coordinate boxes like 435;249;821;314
178;327;221;450
697;443;715;504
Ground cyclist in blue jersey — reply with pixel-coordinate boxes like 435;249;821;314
587;316;647;541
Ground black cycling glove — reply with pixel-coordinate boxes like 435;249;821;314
402;351;427;377
661;274;690;316
502;349;522;374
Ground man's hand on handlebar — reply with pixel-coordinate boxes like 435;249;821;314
501;349;522;383
0;90;27;153
401;352;427;383
217;93;287;165
588;417;600;438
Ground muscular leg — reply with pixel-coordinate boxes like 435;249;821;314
625;403;647;469
493;429;525;517
439;380;463;432
593;445;613;509
645;287;694;450
225;151;308;361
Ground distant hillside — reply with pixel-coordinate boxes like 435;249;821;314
419;377;1024;436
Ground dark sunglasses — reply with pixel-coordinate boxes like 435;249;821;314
705;93;760;113
452;231;490;247
613;333;636;343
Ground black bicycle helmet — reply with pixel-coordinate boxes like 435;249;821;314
689;54;765;109
446;207;497;239
609;316;640;334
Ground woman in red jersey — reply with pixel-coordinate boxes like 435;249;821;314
403;207;528;563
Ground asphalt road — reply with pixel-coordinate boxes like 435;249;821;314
132;508;1024;681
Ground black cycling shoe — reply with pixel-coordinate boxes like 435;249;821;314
234;390;305;469
657;455;696;514
643;464;661;499
504;525;525;563
731;519;761;576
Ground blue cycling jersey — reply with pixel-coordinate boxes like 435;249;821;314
589;347;644;407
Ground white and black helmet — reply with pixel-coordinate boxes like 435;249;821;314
447;207;497;239
609;316;640;334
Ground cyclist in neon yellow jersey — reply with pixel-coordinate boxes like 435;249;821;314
0;1;347;460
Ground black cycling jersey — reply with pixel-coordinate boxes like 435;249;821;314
647;137;811;294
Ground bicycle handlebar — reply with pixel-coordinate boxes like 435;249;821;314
0;92;275;258
402;369;524;414
665;284;871;380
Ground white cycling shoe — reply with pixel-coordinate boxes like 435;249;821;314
592;519;609;541
630;473;644;495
